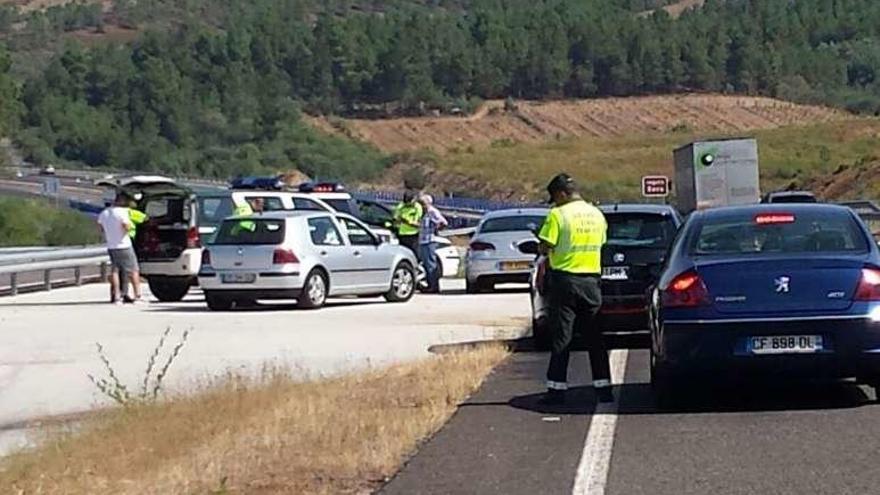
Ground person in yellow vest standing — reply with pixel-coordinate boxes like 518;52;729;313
537;173;611;404
121;196;148;303
231;197;256;235
393;191;423;257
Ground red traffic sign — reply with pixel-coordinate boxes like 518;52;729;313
642;176;670;197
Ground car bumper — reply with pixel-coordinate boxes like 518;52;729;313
437;247;461;278
657;317;880;380
199;270;304;293
530;292;649;333
466;257;534;283
140;250;201;277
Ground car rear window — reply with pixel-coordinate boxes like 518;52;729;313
481;216;545;233
690;209;868;255
606;213;677;248
213;219;285;245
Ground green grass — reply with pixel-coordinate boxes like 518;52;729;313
0;197;100;246
438;119;880;202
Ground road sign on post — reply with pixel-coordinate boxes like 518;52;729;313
42;177;61;196
641;175;670;198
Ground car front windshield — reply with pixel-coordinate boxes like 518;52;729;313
606;213;677;248
691;210;868;255
198;196;235;228
480;216;546;234
324;198;357;215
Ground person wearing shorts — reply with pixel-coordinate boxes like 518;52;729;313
98;194;143;304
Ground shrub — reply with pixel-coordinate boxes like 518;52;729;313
0;197;100;246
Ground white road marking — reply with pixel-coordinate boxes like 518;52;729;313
571;349;629;495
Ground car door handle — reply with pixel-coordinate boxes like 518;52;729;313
320;251;328;256
353;251;361;256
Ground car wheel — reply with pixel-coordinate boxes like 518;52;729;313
148;277;191;302
385;262;416;302
298;269;328;309
205;292;233;311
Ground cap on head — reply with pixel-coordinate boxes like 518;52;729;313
547;173;576;195
420;194;433;205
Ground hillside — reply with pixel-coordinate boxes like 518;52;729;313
360;116;880;204
313;95;851;154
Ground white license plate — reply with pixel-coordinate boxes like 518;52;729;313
602;266;629;281
749;335;823;355
221;273;256;284
500;261;532;271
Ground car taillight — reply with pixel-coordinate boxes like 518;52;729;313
662;270;710;308
470;241;495;252
186;227;201;249
273;248;299;264
855;268;880;301
202;249;211;266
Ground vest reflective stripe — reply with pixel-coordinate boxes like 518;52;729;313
543;201;606;274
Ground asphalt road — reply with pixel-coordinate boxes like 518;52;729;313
0;280;531;455
383;348;880;495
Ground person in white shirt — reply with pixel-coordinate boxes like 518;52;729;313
97;194;142;304
418;194;448;294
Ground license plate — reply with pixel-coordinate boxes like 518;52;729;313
221;273;256;284
602;266;629;281
500;261;532;271
749;335;823;355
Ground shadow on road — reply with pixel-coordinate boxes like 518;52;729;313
3;300;111;307
440;287;531;296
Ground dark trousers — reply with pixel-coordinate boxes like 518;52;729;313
546;270;610;388
398;235;419;259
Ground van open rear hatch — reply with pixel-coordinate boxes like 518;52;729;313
96;176;198;261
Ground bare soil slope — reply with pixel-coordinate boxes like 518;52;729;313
0;0;106;12
315;95;850;154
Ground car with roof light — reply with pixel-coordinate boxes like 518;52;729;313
196;190;339;243
649;203;880;401
528;204;683;348
198;211;417;310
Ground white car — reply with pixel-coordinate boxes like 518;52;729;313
97;175;202;302
199;211;417;310
197;190;351;241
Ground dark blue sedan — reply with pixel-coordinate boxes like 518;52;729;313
650;204;880;398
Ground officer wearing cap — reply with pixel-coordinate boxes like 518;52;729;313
537;173;612;404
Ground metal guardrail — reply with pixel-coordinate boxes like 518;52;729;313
0;246;108;296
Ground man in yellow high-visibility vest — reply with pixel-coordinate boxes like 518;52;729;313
393;191;423;257
537;173;611;405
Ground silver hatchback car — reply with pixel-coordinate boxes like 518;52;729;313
199;211;417;310
465;208;549;293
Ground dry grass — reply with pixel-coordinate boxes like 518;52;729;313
434;118;880;202
0;346;508;494
313;94;849;154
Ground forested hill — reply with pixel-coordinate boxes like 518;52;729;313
0;0;879;181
